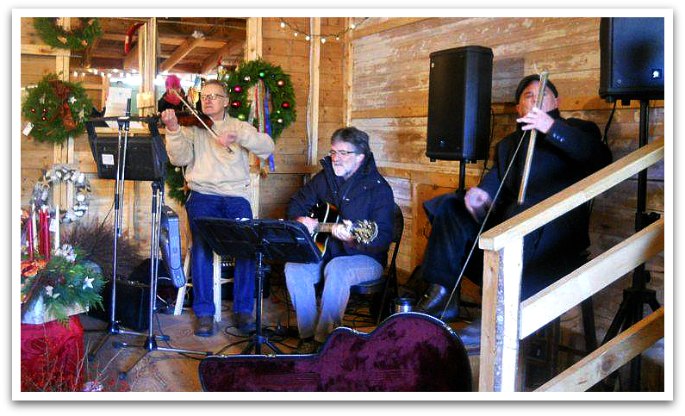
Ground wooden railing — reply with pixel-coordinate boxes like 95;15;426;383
477;137;665;392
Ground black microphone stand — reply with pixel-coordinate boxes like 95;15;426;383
113;180;211;378
88;99;141;359
86;107;211;377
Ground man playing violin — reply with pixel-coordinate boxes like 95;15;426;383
416;74;612;321
284;127;395;354
162;79;275;337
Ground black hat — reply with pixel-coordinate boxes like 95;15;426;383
515;74;559;103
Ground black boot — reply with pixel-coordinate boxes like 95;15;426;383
416;283;460;322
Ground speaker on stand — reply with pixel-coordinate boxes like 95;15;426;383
426;45;493;191
599;17;664;103
598;17;664;391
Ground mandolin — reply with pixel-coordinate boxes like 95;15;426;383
308;202;378;256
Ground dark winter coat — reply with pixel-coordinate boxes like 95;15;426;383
287;153;395;266
422;109;612;298
477;109;612;265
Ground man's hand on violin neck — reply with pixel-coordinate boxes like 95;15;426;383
161;109;180;131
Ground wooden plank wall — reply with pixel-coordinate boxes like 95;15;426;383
259;17;346;220
21;18;184;263
19;17;346;262
349;17;665;376
19;17;665;336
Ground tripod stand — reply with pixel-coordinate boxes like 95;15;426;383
601;99;661;391
86;114;210;377
195;218;321;355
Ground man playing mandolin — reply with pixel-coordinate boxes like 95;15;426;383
162;79;274;337
285;127;395;354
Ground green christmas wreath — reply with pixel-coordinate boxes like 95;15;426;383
221;58;296;140
21;73;93;145
165;59;297;205
33;17;102;50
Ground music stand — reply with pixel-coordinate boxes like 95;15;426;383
194;218;321;355
86;113;210;378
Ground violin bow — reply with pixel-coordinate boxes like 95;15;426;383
169;89;234;154
517;70;549;205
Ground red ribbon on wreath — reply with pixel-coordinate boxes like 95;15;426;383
47;79;77;131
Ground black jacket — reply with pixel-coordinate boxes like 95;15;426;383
158;92;185;113
287;153;395;266
478;109;612;266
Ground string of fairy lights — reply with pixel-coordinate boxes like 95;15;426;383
48;18;371;85
278;17;370;43
72;67;138;79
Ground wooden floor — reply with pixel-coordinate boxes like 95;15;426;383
80;279;482;392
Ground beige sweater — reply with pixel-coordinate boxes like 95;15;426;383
164;116;274;202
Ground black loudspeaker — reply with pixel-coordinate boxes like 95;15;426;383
599;17;664;102
87;278;151;331
426;46;493;162
87;259;178;330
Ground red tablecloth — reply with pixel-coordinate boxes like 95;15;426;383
21;315;85;392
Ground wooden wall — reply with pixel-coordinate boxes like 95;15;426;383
349;17;665;386
19;17;347;265
19;15;665;388
258;17;346;220
19;16;665;320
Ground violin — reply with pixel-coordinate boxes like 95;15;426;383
161;90;234;154
172;110;214;129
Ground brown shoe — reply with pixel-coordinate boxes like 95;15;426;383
293;338;322;354
233;312;256;336
194;315;215;337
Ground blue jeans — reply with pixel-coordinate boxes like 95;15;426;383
285;255;383;342
185;191;255;317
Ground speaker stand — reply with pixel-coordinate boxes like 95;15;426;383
601;99;661;391
458;162;466;193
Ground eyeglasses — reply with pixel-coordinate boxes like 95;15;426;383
328;150;359;157
200;93;227;101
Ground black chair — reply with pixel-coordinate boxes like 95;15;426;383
348;203;404;325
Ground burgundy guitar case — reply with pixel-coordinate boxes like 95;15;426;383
199;312;472;392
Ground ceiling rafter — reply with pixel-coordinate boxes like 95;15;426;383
159;32;205;73
200;40;245;74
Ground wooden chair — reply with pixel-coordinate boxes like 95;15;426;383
173;248;231;323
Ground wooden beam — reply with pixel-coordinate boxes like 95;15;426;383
200;41;244;74
53;18;74;209
246;17;262;60
519;219;665;339
480;138;664;252
138;18;157;117
479;239;524;392
159;33;205;73
245;17;262;217
351;17;432;39
81;34;101;69
123;43;138;70
536;307;664;392
307;18;321;166
342;17;353;127
20;44;70;57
